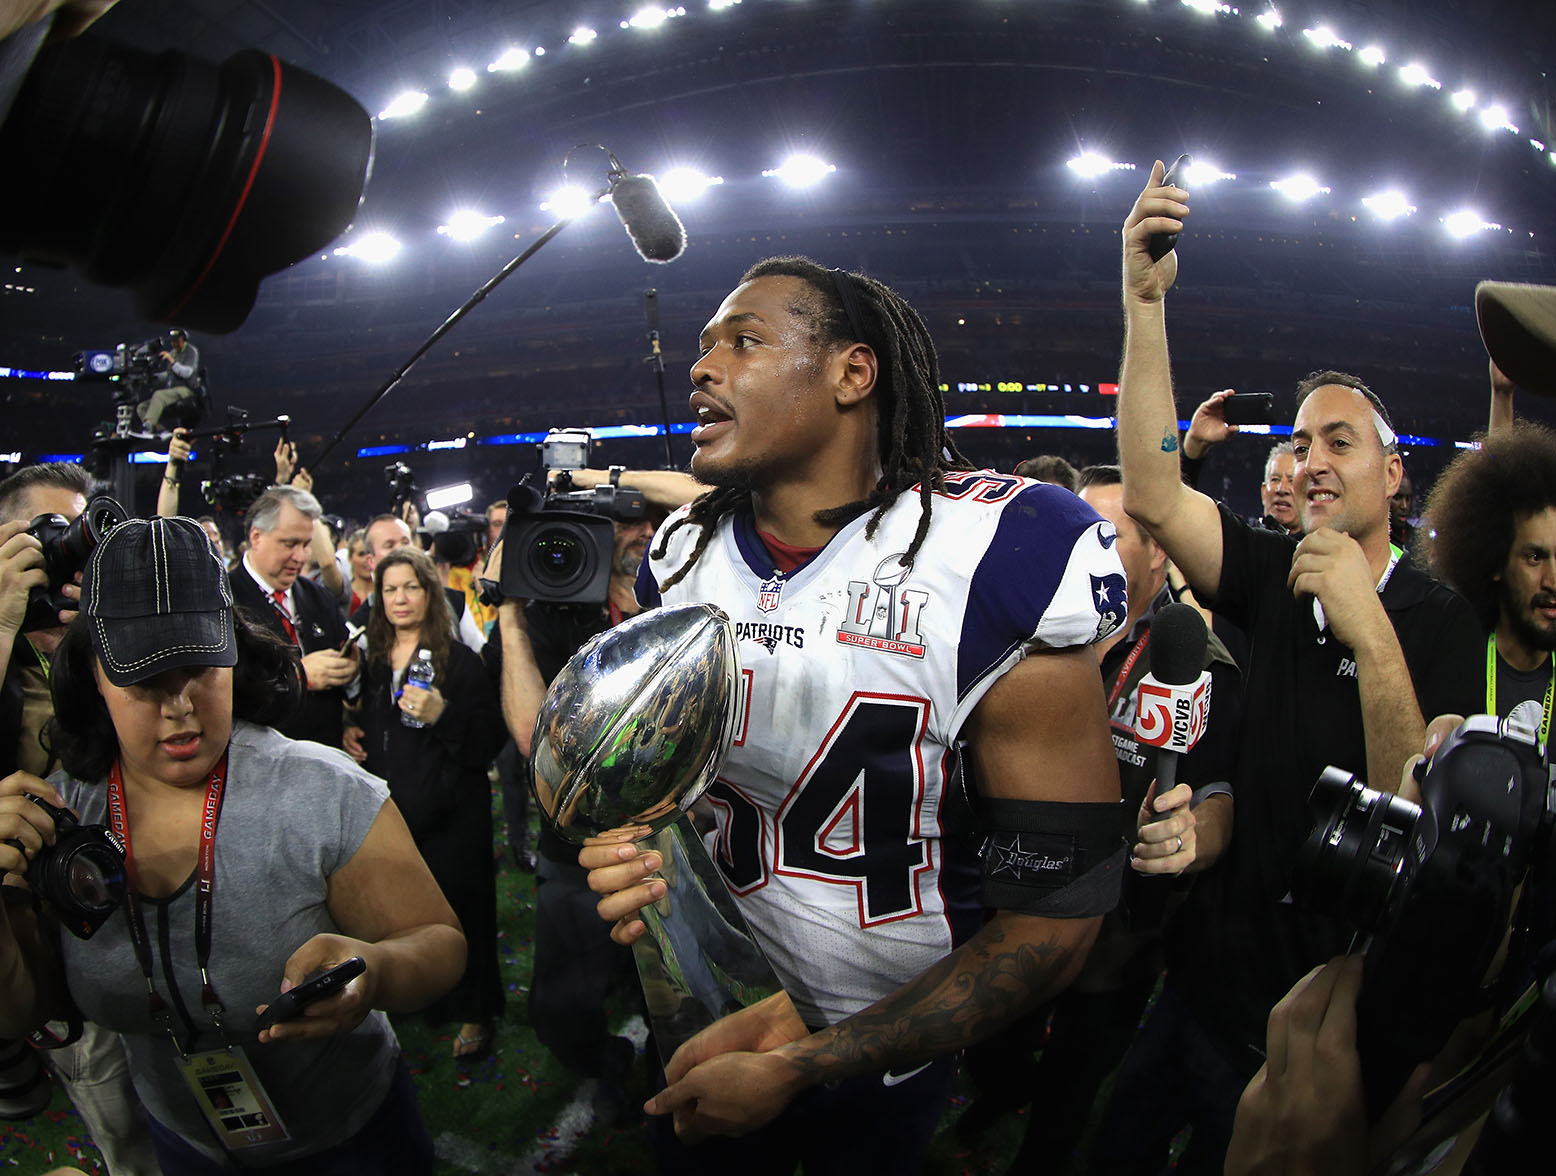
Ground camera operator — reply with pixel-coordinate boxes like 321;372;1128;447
0;461;158;1175
1103;163;1483;1172
230;486;356;749
482;464;699;1113
132;328;202;436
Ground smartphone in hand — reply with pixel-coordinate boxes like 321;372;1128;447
1150;153;1192;262
256;957;366;1032
338;623;365;655
1222;392;1277;426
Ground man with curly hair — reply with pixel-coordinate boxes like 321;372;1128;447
1423;422;1556;743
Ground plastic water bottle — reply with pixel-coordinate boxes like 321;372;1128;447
400;648;435;728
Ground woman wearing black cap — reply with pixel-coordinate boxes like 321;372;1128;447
0;515;465;1174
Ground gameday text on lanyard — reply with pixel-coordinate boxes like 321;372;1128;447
106;753;231;1055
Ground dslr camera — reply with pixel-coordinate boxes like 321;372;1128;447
2;795;126;940
1293;712;1556;1117
498;429;646;605
22;495;128;632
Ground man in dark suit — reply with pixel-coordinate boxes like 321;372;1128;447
230;486;356;748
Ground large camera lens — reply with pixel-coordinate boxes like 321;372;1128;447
1294;768;1421;930
528;526;593;591
0;33;373;333
51;495;128;583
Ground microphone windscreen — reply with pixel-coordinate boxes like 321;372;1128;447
610;175;687;263
1150;602;1208;686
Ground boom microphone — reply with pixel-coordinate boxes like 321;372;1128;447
608;170;687;263
1133;602;1212;800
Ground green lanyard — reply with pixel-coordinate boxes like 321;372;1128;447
1485;633;1554;748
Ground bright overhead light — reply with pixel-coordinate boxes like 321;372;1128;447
1255;7;1283;31
658;167;724;202
334;232;401;263
567;27;597;45
1531;138;1547;152
1479;103;1517;133
1442;210;1500;238
1362;190;1416;220
1358;45;1386;67
1398;62;1441;89
1450;88;1476;112
1184;160;1235;185
763;154;837;187
1302;26;1351;51
540;185;599;218
624;7;684;29
448;66;476;91
1270;173;1330;201
488;47;530;72
437;210;506;241
1065;152;1134;177
426;482;475;511
1179;0;1227;15
377;90;428;120
709;0;741;8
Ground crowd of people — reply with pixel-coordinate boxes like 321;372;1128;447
1;163;1554;1176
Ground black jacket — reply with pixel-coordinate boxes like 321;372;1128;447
229;568;349;748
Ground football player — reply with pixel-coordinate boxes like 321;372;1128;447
580;256;1150;1170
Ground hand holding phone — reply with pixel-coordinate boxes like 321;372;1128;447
1222;392;1277;426
338;623;365;655
1149;153;1192;262
255;956;365;1032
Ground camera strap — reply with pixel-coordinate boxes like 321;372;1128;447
1486;634;1554;749
106;753;232;1055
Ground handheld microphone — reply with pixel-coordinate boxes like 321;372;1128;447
1133;602;1212;801
608;170;687;263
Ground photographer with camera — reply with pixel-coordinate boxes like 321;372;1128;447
1101;163;1484;1172
482;453;698;1114
132;328;203;437
0;460;159;1173
0;515;466;1172
230;486;357;750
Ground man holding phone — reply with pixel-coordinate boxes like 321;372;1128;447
1180;389;1301;535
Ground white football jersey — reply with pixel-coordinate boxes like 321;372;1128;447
638;471;1126;1026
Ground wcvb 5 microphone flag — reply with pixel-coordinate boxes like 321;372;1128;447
1134;670;1212;754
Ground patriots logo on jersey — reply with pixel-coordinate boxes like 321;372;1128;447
1098;523;1118;550
1090;572;1127;641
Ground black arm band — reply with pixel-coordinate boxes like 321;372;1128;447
978;798;1129;918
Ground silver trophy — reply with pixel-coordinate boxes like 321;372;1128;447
530;602;783;1064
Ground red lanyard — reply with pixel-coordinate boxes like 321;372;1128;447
1106;631;1152;710
106;752;230;1049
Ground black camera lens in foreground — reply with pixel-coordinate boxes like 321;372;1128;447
528;526;593;591
0;34;373;333
1293;767;1421;930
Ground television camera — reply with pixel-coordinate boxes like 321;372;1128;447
490;429;647;605
180;409;293;515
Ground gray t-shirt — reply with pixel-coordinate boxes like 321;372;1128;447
54;721;402;1165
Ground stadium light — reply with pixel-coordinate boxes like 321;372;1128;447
1358;45;1386;67
763;154;837;187
1398;63;1441;89
658;167;724;202
1302;26;1351;51
448;66;476;91
1180;0;1226;15
1255;7;1283;31
540;185;599;217
567;27;598;44
1270;174;1329;201
1449;88;1476;112
709;0;741;8
377;90;428;120
1066;152;1133;177
1184;160;1235;185
334;232;401;263
437;210;506;241
1442;210;1500;238
625;7;685;29
1479;103;1517;133
1362;190;1415;220
488;47;530;72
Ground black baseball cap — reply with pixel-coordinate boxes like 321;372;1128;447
83;516;237;686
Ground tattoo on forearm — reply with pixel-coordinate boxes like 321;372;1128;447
788;921;1076;1083
1161;430;1179;453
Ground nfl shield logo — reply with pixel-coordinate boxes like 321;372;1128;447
757;575;783;614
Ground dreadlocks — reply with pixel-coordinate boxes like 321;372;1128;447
654;256;971;590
